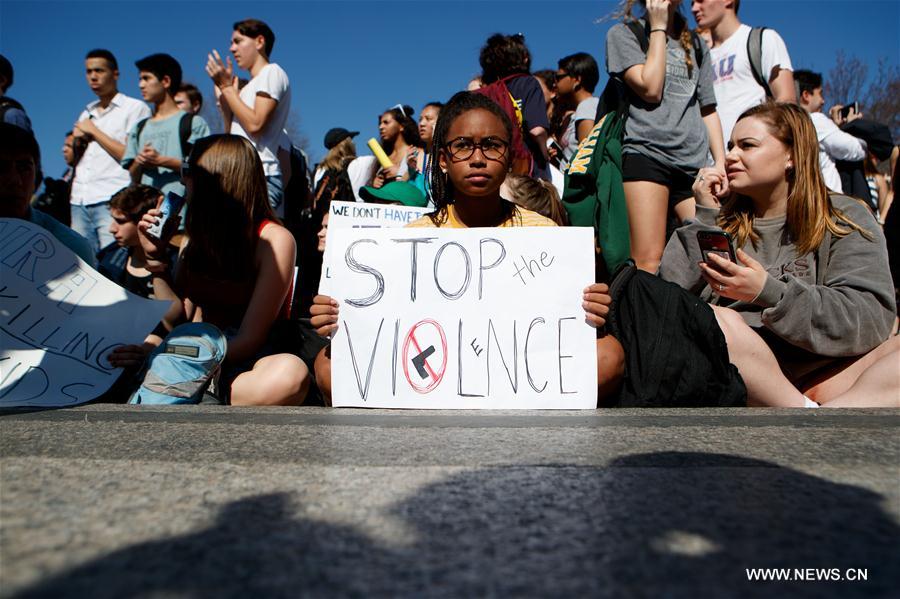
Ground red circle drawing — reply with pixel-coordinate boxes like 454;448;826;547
401;319;448;394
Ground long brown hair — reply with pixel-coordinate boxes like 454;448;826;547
719;102;871;255
182;134;276;280
615;0;696;77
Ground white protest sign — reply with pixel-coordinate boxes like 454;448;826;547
319;201;429;294
0;218;171;407
327;226;598;409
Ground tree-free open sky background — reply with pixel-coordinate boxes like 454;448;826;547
2;0;898;177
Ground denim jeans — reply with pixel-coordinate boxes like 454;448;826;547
266;174;284;219
70;202;114;255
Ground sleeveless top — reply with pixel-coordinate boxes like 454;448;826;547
181;219;292;330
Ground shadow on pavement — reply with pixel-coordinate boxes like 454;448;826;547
13;452;899;598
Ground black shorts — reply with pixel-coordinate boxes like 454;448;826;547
621;152;697;205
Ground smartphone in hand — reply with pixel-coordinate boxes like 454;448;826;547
145;191;185;240
839;102;859;120
697;231;737;264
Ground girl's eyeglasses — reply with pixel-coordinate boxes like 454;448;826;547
445;136;510;161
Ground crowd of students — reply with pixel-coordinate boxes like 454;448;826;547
1;1;897;408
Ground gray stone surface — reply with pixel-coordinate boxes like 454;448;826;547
1;406;899;598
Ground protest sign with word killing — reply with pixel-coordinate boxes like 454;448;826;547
327;226;598;409
0;218;171;407
319;201;429;294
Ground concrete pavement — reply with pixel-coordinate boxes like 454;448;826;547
1;406;899;598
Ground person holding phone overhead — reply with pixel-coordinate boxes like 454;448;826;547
793;69;868;196
659;102;898;407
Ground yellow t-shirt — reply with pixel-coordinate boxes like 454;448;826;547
406;203;557;228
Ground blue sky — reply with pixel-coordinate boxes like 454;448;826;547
2;0;898;177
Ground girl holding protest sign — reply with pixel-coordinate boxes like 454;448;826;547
660;102;898;407
136;134;315;405
310;92;626;404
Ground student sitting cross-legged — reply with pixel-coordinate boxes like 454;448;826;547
127;134;312;405
310;92;626;405
660;102;899;407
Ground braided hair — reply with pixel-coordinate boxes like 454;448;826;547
425;91;517;226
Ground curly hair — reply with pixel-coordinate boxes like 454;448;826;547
479;33;531;84
381;104;422;151
425;92;518;226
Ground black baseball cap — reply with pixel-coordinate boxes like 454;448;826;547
324;127;359;150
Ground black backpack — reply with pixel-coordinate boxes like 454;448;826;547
134;112;194;158
606;261;747;407
0;96;25;121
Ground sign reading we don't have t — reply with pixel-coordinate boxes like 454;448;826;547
327;226;598;409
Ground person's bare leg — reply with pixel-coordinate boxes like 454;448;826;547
230;354;310;406
817;336;900;407
624;180;670;273
597;334;625;405
712;306;806;407
800;336;897;402
313;346;332;407
672;196;696;223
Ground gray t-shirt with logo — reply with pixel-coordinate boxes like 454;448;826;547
606;21;717;173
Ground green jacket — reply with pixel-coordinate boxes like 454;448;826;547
561;111;631;274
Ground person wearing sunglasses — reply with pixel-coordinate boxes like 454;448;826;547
555;52;600;164
368;104;422;189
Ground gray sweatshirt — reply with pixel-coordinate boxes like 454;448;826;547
659;194;896;359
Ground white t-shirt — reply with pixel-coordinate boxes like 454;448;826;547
230;63;291;177
809;111;867;193
71;93;151;206
709;24;793;147
347;156;376;201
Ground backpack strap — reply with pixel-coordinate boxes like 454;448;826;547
134;116;150;142
0;96;25;120
747;26;773;98
625;19;650;54
691;31;704;69
135;114;193;158
179;113;194;158
594;19;650;123
498;74;526;127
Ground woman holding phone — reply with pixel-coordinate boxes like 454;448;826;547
659;102;898;407
136;134;313;405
